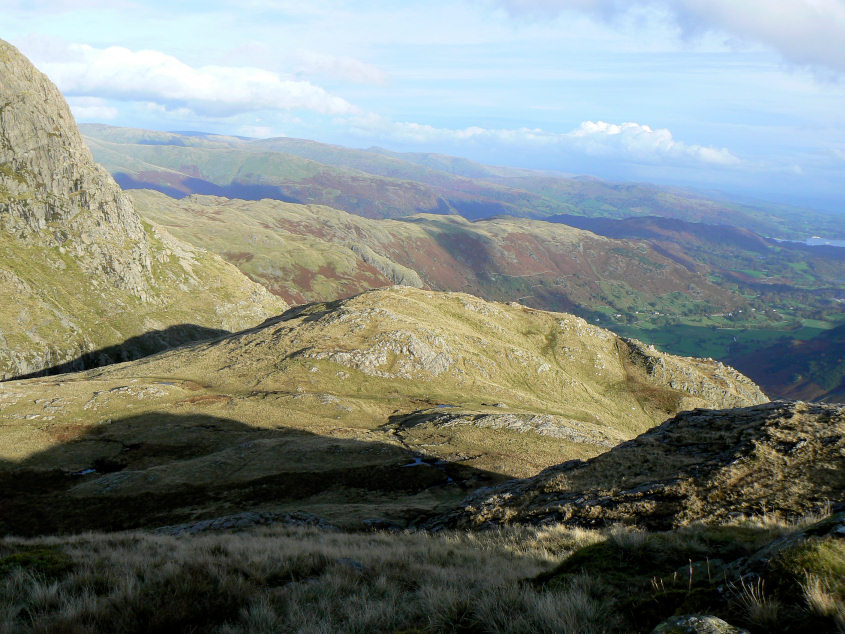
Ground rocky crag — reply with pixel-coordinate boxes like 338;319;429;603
0;40;151;296
432;400;843;530
0;39;286;378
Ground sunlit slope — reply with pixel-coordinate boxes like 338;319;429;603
0;288;765;531
131;190;744;318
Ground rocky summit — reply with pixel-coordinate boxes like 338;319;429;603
0;40;150;296
432;400;844;530
0;39;286;378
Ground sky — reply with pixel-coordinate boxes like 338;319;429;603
2;0;844;212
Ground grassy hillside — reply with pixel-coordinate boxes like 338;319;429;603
728;324;845;402
82;126;535;220
435;401;843;530
0;287;764;535
130;191;845;401
546;214;845;402
0;220;286;379
1;514;841;633
130;190;745;322
548;214;845;302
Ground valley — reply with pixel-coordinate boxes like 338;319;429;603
125;189;845;402
0;34;842;634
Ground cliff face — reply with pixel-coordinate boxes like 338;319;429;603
0;39;287;378
0;40;153;298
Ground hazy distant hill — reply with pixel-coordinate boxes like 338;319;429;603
80;124;845;240
547;213;845;324
0;40;286;379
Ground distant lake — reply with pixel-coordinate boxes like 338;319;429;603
805;237;845;248
771;236;845;248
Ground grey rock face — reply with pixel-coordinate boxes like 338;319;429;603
392;409;617;447
348;242;423;287
0;39;286;379
152;511;337;535
0;40;152;298
622;337;768;409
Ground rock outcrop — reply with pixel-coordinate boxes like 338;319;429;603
0;39;151;297
431;400;843;530
0;39;287;378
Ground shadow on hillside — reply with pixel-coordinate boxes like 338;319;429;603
0;412;506;536
114;172;303;203
6;324;230;381
448;199;511;220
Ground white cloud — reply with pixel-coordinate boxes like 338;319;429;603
237;125;276;138
292;50;389;85
498;0;845;74
31;42;359;117
66;96;118;120
569;120;739;165
5;0;133;9
348;114;739;166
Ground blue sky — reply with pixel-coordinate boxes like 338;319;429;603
3;0;845;212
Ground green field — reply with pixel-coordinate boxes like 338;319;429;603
613;319;842;361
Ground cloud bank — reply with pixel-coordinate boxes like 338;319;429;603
66;96;118;120
500;0;845;75
35;42;359;117
350;115;739;166
19;37;739;171
292;50;389;85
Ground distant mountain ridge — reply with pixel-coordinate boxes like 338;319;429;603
130;190;743;313
129;190;845;401
80;124;844;240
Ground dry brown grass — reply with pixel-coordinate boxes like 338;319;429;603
2;514;842;633
731;578;782;631
801;573;845;628
0;525;611;634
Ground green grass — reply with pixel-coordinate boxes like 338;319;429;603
0;219;285;379
0;546;73;581
537;516;845;633
612;321;839;360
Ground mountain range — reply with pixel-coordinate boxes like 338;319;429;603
68;123;845;402
125;188;844;401
81;123;845;241
0;37;842;634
